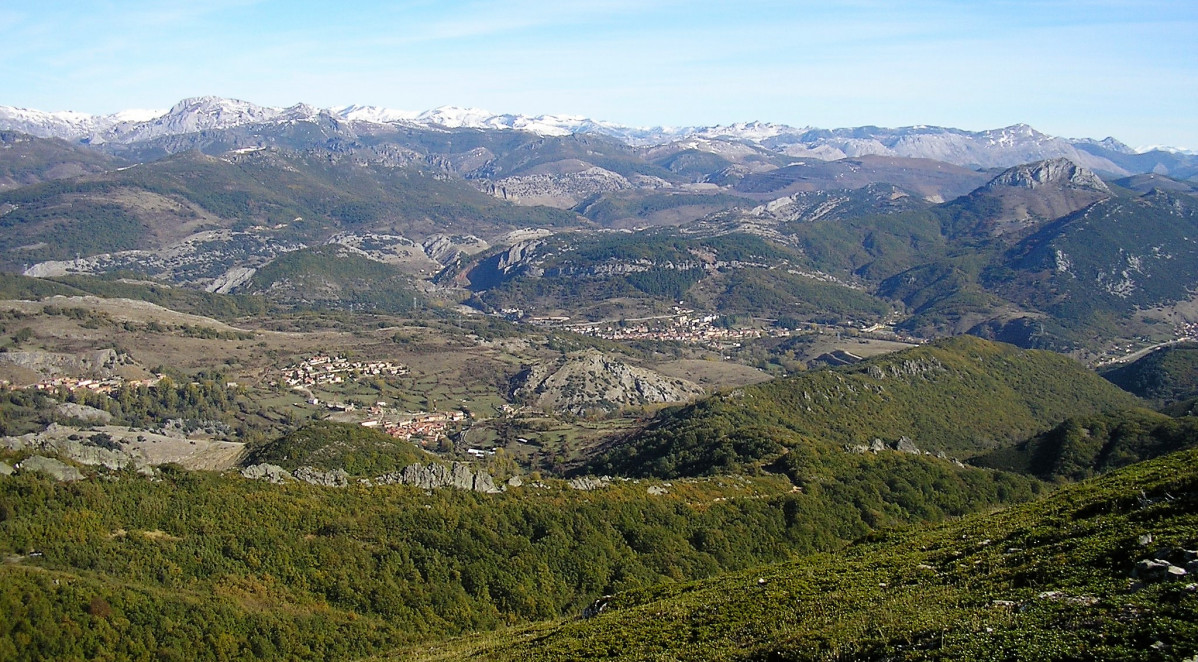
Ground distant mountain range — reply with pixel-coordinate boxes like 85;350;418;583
2;96;1196;178
3;95;1198;357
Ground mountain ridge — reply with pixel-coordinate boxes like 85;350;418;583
2;97;1194;176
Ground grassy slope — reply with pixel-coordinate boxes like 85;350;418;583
972;408;1198;482
244;421;436;474
591;336;1142;478
1102;343;1198;406
393;446;1198;662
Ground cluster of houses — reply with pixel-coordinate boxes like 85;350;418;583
564;313;766;345
26;375;162;394
277;354;407;388
361;409;468;444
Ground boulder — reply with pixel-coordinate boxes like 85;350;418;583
293;466;350;487
0;461;13;477
1134;559;1175;582
17;455;84;482
54;402;114;424
240;463;292;484
568;476;611;491
895;436;920;454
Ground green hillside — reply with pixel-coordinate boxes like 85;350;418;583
245;421;434;475
972;407;1198;481
244;245;424;313
405;446;1198;661
1102;342;1198;405
0;464;1033;661
590;336;1142;479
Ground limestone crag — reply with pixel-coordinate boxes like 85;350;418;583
55;402;115;424
512;350;705;415
1;425;152;473
0;349;125;380
240;461;500;493
375;462;500;493
240;463;291;484
15;455;84;482
293;466;350;487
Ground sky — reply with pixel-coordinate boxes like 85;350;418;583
0;0;1194;149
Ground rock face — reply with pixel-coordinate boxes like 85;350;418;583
961;158;1113;237
239;460;501;493
375;463;500;493
0;349;124;381
293;466;350;487
54;402;114;424
16;456;84;482
983;158;1110;193
511;350;705;415
241;463;291;484
480;167;633;207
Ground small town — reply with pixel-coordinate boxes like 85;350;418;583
26;375;162;394
276;354;408;388
360;407;468;444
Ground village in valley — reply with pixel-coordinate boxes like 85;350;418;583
274;353;470;447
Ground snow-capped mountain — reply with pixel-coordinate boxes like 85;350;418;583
0;96;1194;176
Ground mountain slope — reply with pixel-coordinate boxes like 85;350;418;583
1101;343;1198;405
589;336;1141;478
972;407;1198;481
0;131;121;191
409;446;1198;661
0;148;580;276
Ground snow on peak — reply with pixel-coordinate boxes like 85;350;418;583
415;106;498;128
111;108;167;123
1137;144;1195;155
332;105;419;123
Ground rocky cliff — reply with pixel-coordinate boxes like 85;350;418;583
511;350;705;415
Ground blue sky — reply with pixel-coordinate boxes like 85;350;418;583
1;0;1194;148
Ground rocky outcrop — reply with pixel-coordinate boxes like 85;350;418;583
847;437;966;467
512;350;705;416
241;463;291;484
2;425;151;472
1132;546;1197;585
16;456;84;482
478;167;632;207
983;158;1110;193
0;461;13;476
0;349;124;380
239;460;500;493
293;466;350;487
421;234;489;264
55;402;114;424
375;462;500;493
568;476;612;491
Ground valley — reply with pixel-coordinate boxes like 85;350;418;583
0;97;1196;660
